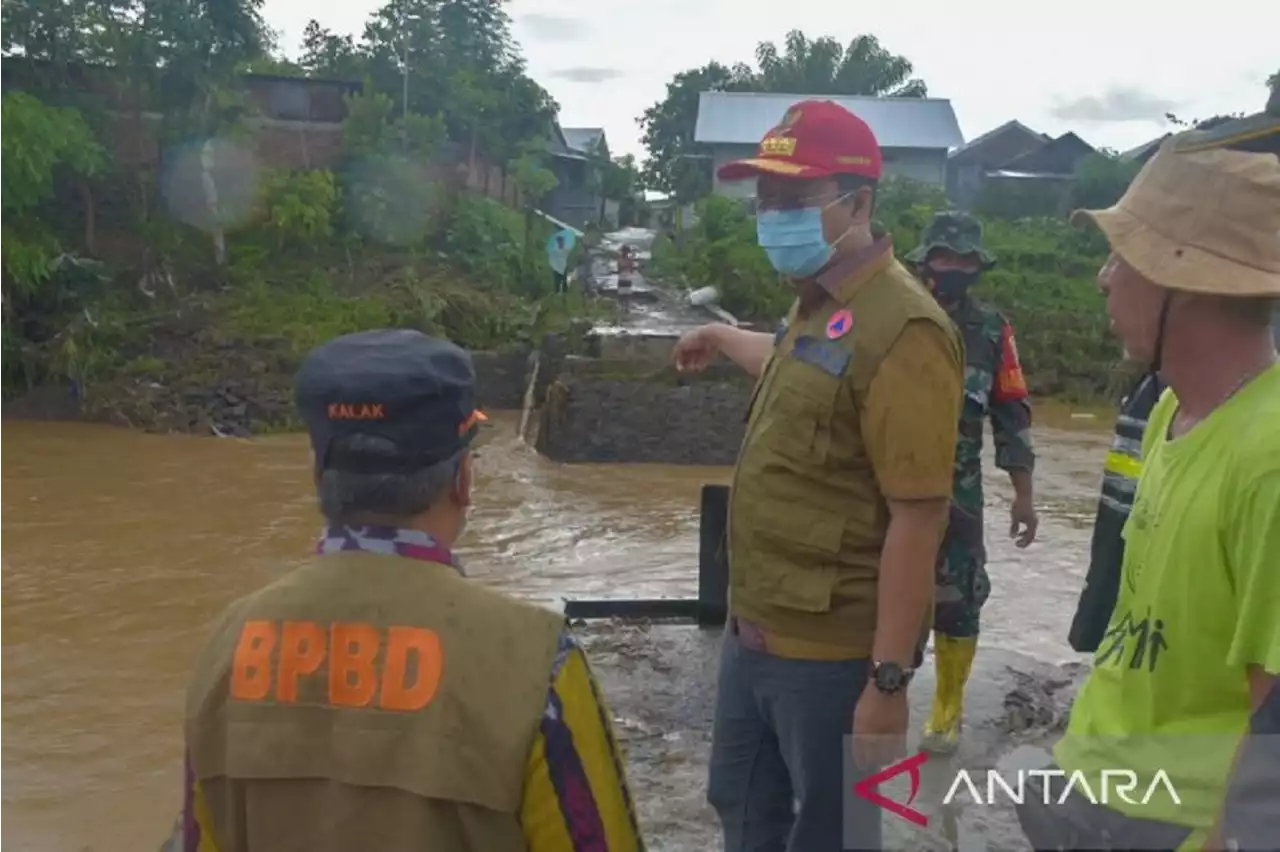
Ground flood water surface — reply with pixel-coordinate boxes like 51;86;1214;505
2;408;1112;852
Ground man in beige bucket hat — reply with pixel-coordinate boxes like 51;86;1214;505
1015;137;1280;851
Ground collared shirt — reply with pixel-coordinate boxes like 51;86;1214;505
732;237;962;659
179;525;644;852
814;234;895;303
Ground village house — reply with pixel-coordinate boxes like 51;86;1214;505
544;125;612;229
693;91;965;198
946;119;1099;209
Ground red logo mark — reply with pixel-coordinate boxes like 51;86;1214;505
826;308;854;340
853;751;929;827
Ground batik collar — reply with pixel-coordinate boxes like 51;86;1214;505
315;524;463;575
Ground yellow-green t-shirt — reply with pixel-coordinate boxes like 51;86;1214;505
1055;364;1280;836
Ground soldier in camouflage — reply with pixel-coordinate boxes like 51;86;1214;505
906;211;1039;752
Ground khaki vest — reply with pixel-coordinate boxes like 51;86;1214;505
185;552;564;852
728;256;959;652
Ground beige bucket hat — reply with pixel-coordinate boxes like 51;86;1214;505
1071;141;1280;297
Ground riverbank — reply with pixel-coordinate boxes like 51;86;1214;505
3;240;614;436
579;620;1087;851
4;220;1129;442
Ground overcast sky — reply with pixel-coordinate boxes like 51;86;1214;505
263;0;1277;160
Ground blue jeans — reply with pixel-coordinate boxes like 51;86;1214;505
707;625;882;851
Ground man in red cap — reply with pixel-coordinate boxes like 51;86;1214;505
672;100;964;849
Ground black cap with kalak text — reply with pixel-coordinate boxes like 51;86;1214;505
296;329;487;474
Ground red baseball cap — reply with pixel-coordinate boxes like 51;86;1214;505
717;99;883;182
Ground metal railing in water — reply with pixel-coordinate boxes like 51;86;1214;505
563;484;729;627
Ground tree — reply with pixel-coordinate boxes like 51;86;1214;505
638;31;926;199
299;20;365;79
1164;111;1243;130
638;62;751;198
2;93;106;304
602;154;640;201
1069;152;1142;212
753;32;927;97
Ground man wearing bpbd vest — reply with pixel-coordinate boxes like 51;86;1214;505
672;101;964;850
179;329;644;852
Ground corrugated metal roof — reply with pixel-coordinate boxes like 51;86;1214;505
948;119;1045;161
562;127;606;154
694;91;964;151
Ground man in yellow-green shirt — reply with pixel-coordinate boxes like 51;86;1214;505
1016;136;1280;849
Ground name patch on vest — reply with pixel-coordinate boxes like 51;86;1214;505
230;619;443;712
791;335;850;378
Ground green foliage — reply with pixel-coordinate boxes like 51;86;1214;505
442;194;531;293
2;93;106;213
0;0;590;407
258;170;341;249
661;177;1121;398
508;150;559;205
338;91;449;246
223;275;398;356
1070;153;1142;211
1;93;106;314
662;196;786;320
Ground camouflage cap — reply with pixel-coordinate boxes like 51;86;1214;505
1172;85;1279;155
904;210;996;268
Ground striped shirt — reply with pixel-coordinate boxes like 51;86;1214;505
178;526;644;852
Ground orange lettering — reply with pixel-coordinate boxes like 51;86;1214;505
276;621;326;703
329;623;380;707
231;620;277;701
380;627;443;711
327;403;386;420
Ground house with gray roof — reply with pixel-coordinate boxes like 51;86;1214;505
693;91;965;198
561;127;608;157
945;119;1099;209
545;125;611;228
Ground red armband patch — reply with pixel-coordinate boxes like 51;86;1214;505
994;321;1029;402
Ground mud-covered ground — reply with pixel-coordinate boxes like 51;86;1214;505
577;620;1088;852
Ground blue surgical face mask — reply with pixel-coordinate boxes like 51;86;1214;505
755;194;851;279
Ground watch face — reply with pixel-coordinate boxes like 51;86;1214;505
875;663;906;692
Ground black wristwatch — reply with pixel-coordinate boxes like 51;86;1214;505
870;661;915;695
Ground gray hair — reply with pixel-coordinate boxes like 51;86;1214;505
317;435;465;524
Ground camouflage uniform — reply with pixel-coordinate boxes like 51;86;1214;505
907;211;1036;638
906;211;1036;750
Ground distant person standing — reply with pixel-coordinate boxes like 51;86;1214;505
906;210;1038;754
547;229;575;295
616;245;636;313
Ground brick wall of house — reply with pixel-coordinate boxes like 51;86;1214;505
97;109;520;208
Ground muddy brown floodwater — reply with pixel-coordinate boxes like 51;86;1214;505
2;405;1112;852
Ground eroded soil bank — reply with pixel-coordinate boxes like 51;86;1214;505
579;621;1087;852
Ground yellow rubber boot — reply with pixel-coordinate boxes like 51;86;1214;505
922;633;978;753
